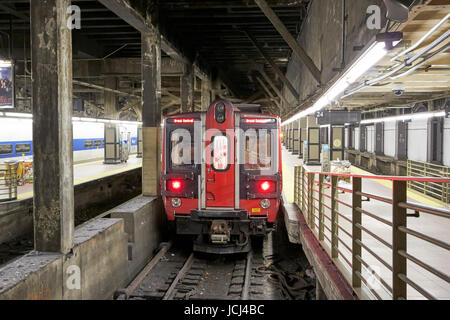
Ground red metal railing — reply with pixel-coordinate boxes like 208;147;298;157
294;165;450;300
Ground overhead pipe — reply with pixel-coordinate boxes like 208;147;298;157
391;12;450;62
343;30;450;98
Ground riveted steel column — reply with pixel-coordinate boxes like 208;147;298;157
181;63;194;113
142;28;162;196
201;77;211;111
31;0;74;253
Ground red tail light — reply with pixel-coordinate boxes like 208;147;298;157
167;179;183;192
259;180;274;193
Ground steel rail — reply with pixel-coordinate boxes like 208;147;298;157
242;250;253;300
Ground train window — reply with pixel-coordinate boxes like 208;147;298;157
94;140;102;147
84;140;93;148
15;143;31;154
212;135;229;171
170;129;195;168
244;130;272;170
0;144;13;155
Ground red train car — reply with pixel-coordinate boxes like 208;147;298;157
161;100;282;254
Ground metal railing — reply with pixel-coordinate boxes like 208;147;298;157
294;165;450;300
0;163;18;202
407;160;449;204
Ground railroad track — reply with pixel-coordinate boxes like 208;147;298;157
116;240;287;300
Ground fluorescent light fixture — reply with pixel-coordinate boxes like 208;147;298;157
282;40;401;126
3;112;32;118
0;59;12;68
360;111;445;124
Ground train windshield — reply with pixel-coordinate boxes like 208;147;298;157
170;129;195;169
212;135;229;171
243;129;272;170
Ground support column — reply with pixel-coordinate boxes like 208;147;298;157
104;77;118;119
211;78;221;101
292;120;300;155
181;63;194;113
201;77;211;111
299;117;307;159
31;0;74;253
142;28;162;196
306;115;320;165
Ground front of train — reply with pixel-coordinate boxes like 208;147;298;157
162;100;282;254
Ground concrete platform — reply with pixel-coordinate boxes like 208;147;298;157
17;155;142;200
0;218;128;300
282;146;450;300
0;194;164;300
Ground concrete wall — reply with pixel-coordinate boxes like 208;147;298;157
0;168;141;245
366;125;375;153
443;118;450;166
0;199;33;244
0;195;165;300
0;218;128;300
110;196;166;283
354;127;360;150
384;121;396;158
283;0;385;105
349;118;450;168
408;119;428;162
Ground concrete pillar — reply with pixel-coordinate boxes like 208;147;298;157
299;117;307;159
141;28;162;196
201;77;211;111
306;115;320;165
31;0;74;253
104;77;118;119
292;120;300;155
181;63;194;113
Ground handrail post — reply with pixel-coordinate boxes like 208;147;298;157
352;176;362;289
294;166;299;205
392;180;407;300
331;175;338;259
308;172;314;229
318;174;324;241
301;167;306;217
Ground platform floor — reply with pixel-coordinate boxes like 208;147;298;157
17;155;142;200
282;146;450;300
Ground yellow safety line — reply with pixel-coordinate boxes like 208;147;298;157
73;159;104;168
74;164;141;185
351;165;447;208
17;163;142;200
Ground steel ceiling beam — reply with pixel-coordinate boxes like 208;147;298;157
243;29;299;101
98;0;189;64
254;0;322;84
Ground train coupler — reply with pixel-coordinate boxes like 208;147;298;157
210;220;231;244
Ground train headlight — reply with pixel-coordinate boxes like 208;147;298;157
172;198;182;208
260;199;271;209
